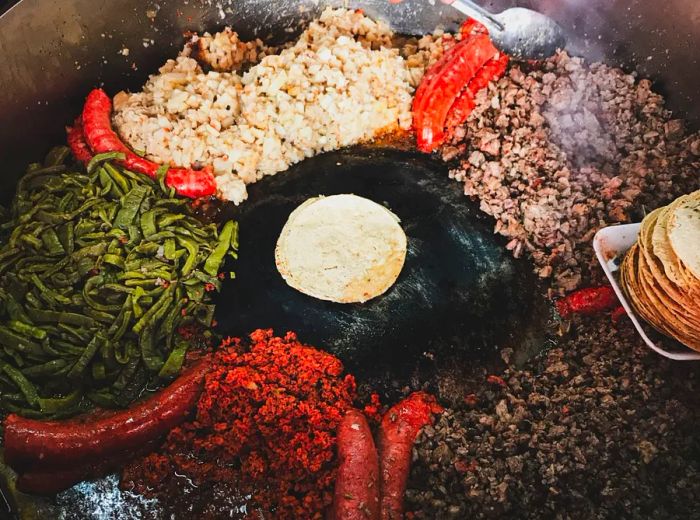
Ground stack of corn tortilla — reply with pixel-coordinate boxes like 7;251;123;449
620;190;700;350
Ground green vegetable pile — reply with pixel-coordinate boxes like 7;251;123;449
0;147;237;418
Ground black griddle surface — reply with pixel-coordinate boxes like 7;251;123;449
214;147;548;374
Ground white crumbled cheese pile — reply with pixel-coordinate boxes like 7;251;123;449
113;8;415;204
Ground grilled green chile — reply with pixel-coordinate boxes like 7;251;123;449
0;147;237;417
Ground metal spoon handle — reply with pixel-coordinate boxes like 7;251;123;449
449;0;505;32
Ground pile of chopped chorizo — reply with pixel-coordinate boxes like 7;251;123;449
121;329;356;519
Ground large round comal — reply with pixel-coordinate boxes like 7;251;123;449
216;148;549;372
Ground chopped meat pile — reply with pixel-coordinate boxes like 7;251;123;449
402;50;700;519
183;27;275;73
441;52;700;293
405;318;700;519
113;8;424;204
121;330;356;519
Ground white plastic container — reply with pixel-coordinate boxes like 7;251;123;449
593;223;700;361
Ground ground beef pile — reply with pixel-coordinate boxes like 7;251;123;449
405;318;700;519
442;52;700;293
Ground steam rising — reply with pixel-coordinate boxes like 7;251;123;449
542;67;617;168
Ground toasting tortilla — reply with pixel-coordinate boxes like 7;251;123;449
275;194;407;303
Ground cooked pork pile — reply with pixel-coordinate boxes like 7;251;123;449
441;53;700;292
113;8;426;204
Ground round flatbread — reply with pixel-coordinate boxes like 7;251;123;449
275;194;407;303
640;208;700;324
667;190;700;282
620;199;700;351
637;244;700;348
651;196;691;290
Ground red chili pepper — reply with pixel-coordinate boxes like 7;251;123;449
65;117;94;165
555;286;619;319
81;89;217;199
413;34;500;152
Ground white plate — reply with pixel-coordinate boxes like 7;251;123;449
593;223;700;361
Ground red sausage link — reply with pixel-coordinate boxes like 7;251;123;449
459;17;489;37
330;410;380;520
81;88;217;198
555;286;619;319
66;117;94;165
378;392;442;520
412;40;465;143
81;88;160;177
412;22;492;129
166;166;217;199
14;436;162;495
16;462;116;495
413;35;499;152
4;360;208;473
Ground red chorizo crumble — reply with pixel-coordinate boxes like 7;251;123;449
122;329;356;519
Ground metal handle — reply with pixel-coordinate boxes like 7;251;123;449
449;0;504;32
